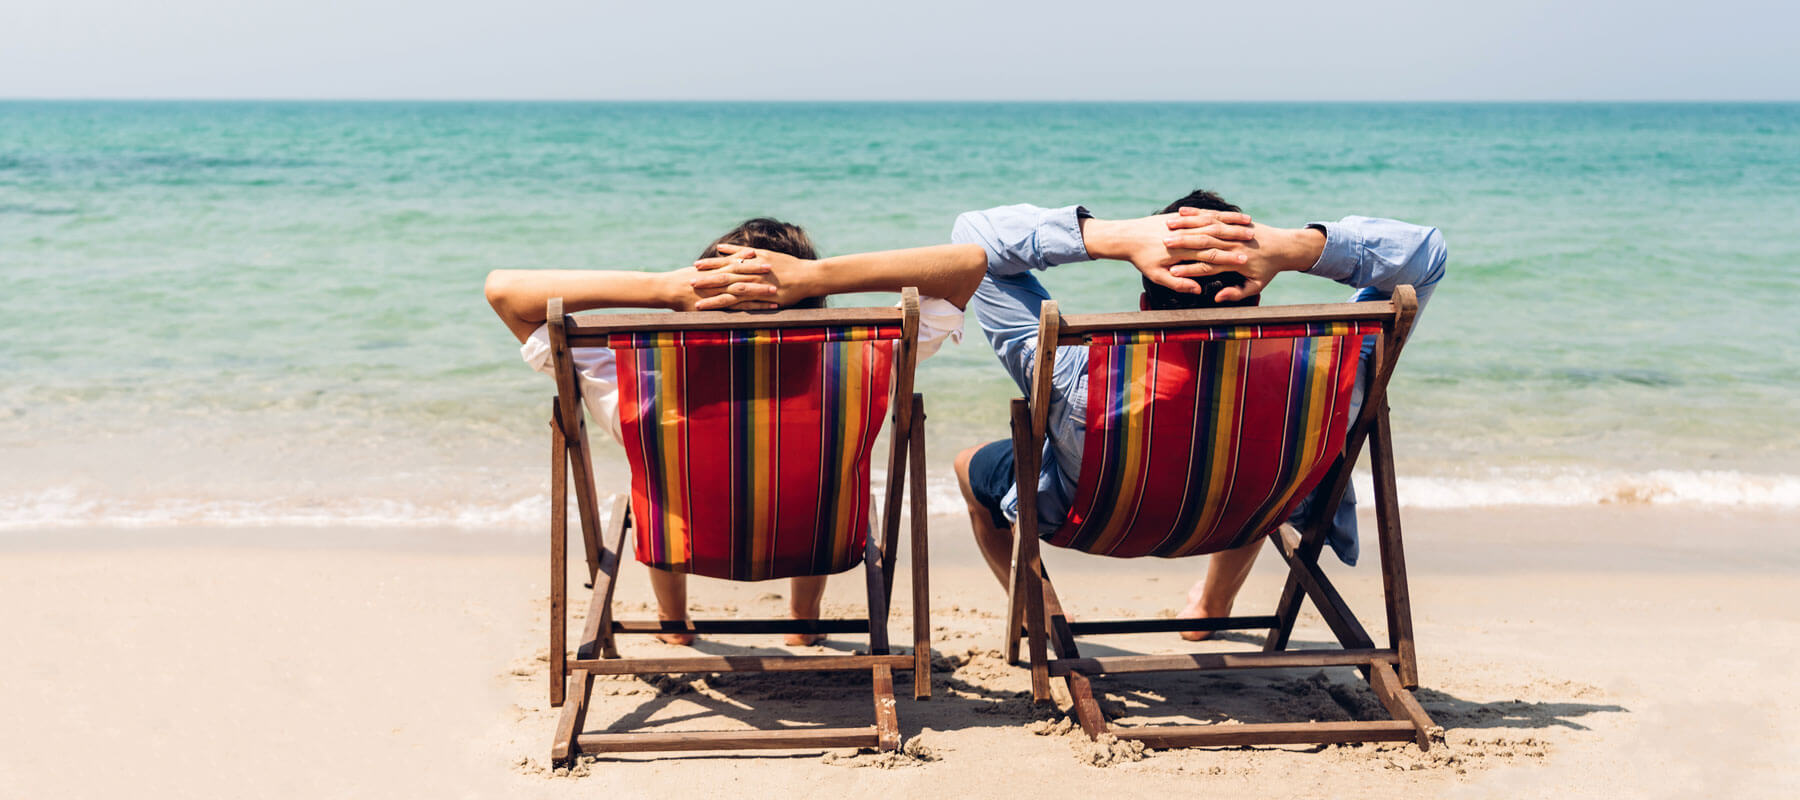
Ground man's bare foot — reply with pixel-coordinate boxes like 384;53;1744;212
1176;595;1233;642
1176;597;1221;642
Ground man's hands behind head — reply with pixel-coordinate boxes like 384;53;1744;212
1081;208;1258;299
1165;209;1326;302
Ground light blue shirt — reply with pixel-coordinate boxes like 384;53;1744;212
951;204;1446;565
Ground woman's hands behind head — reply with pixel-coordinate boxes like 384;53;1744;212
687;243;820;310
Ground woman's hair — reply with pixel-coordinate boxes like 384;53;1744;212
701;218;825;309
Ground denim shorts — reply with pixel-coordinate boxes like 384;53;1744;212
966;439;1016;529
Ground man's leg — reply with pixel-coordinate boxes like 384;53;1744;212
955;443;1016;590
957;271;1080;592
785;576;828;646
646;566;695;645
1177;539;1262;641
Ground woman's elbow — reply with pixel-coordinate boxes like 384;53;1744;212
483;270;517;313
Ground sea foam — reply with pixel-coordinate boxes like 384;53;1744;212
2;469;1795;532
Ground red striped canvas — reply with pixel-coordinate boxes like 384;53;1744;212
608;326;900;581
1046;321;1379;559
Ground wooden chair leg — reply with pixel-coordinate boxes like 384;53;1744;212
551;669;594;765
582;496;629;661
907;395;932;700
872;665;900;752
565;419;605;585
1004;531;1026;663
1370;408;1420;687
1035;567;1106;737
864;535;891;655
878;409;910;614
1368;661;1434;751
1065;671;1108;738
549;408;569;708
1021;542;1051;703
1262;558;1305;652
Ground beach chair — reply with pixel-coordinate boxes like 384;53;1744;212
541;290;930;763
1002;287;1439;750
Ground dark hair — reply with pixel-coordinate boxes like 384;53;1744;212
1140;189;1259;311
701;217;825;309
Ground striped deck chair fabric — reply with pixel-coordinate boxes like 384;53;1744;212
1047;321;1382;559
607;325;900;581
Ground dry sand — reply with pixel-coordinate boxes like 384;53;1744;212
4;506;1798;798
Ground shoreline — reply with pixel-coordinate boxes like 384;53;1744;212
4;469;1798;533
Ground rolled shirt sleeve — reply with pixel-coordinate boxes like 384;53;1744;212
952;204;1092;275
1303;216;1448;311
951;203;1098;529
1295;216;1448;565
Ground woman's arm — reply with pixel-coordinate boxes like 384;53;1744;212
483;269;691;343
690;243;989;310
484;266;780;343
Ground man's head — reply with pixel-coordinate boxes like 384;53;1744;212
702;217;825;309
1140;190;1259;311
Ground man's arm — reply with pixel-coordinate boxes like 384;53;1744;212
1166;213;1446;306
952;203;1256;291
1293;216;1447;308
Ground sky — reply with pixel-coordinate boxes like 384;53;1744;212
1;0;1791;101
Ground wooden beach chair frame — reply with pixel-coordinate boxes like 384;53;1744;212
1003;288;1440;750
541;291;931;763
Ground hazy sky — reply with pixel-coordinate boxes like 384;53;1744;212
2;0;1790;101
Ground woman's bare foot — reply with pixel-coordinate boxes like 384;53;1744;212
783;630;825;647
646;567;694;645
654;617;697;646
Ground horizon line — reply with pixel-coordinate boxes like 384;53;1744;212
2;97;1796;104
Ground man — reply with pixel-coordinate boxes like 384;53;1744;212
950;191;1446;636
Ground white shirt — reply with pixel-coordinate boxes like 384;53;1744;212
521;297;965;442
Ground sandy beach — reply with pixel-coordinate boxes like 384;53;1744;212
5;505;1797;799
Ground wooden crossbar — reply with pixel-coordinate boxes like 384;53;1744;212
1053;299;1399;344
562;307;903;342
1112;720;1419;748
1064;616;1280;636
1048;649;1399;677
565;654;916;675
576;727;880;754
609;619;869;635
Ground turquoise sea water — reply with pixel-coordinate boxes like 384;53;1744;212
2;101;1796;528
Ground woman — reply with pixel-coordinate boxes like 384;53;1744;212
484;218;986;645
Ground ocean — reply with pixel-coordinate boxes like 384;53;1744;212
2;101;1796;530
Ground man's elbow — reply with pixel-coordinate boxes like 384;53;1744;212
1423;228;1448;285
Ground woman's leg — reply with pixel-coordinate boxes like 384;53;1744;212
646;566;695;645
785;576;828;646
